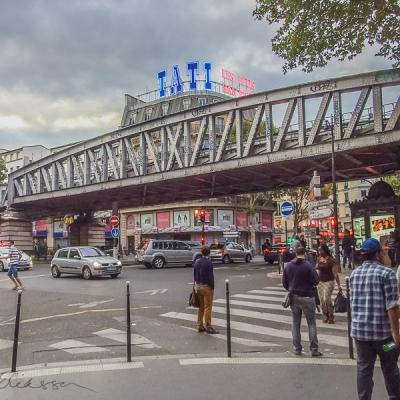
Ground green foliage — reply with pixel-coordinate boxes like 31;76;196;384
383;174;400;196
0;156;6;184
253;0;400;73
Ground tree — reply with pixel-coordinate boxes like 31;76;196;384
0;156;6;184
383;174;400;195
253;0;400;73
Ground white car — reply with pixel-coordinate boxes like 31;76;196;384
0;247;33;272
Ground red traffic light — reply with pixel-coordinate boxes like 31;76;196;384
329;217;337;227
309;219;317;227
199;209;206;223
201;236;205;245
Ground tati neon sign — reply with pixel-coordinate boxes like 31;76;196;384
157;61;213;98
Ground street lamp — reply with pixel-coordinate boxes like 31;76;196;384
325;116;341;270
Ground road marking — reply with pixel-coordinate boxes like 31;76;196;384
263;286;285;291
214;298;284;310
0;274;49;282
234;293;284;303
180;357;356;366
161;312;348;347
49;339;109;354
210;306;347;331
135;289;168;295
0;306;161;326
233;294;285;302
0;339;13;350
181;326;281;347
246;289;288;296
67;299;114;308
93;328;159;349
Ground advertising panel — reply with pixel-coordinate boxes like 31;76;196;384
236;210;247;227
157;211;170;229
262;212;273;231
53;219;68;239
141;213;154;234
370;215;395;241
126;215;136;230
173;210;190;227
217;209;234;227
353;217;366;247
33;219;48;237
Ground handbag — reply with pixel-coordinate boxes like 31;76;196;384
334;292;348;313
282;292;292;308
189;285;200;308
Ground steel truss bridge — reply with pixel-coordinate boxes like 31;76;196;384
1;69;400;218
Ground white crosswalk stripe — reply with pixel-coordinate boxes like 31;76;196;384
0;339;14;351
93;328;159;349
161;284;350;351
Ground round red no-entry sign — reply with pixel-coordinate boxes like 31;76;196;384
110;215;119;227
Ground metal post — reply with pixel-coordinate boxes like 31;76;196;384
285;220;288;243
225;279;232;358
11;290;23;372
346;277;354;360
126;281;132;362
330;115;341;271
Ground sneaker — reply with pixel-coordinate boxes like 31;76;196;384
198;326;206;333
311;351;323;357
206;326;219;334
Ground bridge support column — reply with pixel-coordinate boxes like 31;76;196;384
0;210;32;252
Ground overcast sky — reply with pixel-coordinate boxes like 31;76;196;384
0;0;393;150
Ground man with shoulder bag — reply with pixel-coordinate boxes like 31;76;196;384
282;247;321;357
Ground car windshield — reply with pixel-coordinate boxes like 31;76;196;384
79;247;104;257
210;244;224;249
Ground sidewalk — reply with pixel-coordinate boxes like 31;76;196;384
0;352;389;400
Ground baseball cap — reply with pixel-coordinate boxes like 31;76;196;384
361;238;381;253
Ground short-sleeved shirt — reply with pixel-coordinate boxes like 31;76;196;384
8;246;20;265
350;261;399;341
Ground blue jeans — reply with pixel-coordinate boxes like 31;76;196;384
7;263;18;278
355;338;400;400
290;296;318;352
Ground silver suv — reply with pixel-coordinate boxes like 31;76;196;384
210;242;252;264
136;240;202;269
51;246;122;280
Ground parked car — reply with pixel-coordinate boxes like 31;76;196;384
209;242;252;264
50;246;122;279
136;240;202;269
0;247;33;272
264;243;292;264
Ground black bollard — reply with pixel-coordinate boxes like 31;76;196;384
11;289;23;373
126;281;132;362
225;279;232;358
346;277;354;360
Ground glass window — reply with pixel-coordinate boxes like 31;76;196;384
161;103;169;117
152;241;162;250
79;247;104;257
226;243;234;249
182;98;191;110
344;181;349;189
361;190;367;198
344;192;349;203
198;98;207;106
57;249;68;258
68;248;80;259
175;242;189;250
144;108;153;121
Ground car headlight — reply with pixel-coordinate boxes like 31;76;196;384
93;261;101;268
6;258;10;262
117;260;122;266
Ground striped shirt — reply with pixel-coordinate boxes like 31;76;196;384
8;246;20;265
350;261;399;341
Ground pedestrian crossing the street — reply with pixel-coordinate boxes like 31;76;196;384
48;328;159;355
161;284;350;352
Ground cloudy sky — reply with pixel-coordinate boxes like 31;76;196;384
0;0;393;150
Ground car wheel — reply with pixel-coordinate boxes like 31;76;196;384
51;265;61;278
245;254;252;263
152;257;165;269
82;266;92;280
222;254;231;264
110;274;119;278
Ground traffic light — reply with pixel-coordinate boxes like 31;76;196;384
200;235;205;245
199;209;206;223
330;217;337;228
310;219;317;227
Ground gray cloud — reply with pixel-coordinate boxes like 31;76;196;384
0;0;393;149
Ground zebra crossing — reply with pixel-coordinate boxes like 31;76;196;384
49;328;159;355
161;284;350;352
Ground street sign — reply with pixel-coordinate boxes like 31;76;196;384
223;231;239;238
308;198;332;210
309;207;333;219
110;215;119;227
280;201;294;217
111;228;120;238
64;215;74;225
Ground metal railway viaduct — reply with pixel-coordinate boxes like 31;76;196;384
0;68;399;248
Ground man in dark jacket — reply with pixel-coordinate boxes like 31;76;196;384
283;247;321;356
342;230;355;269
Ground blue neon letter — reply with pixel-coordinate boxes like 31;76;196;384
204;62;212;90
170;65;183;95
158;70;166;97
187;61;199;90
